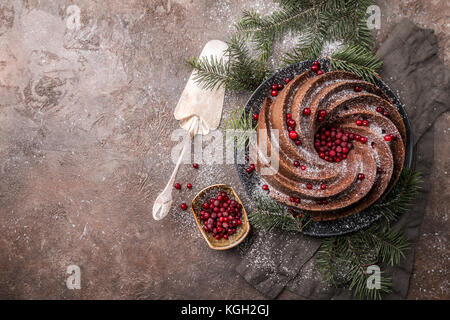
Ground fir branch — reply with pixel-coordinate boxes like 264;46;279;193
374;167;422;223
279;0;312;10
185;56;230;91
315;168;419;299
248;194;309;232
317;224;406;300
186;35;269;91
281;0;376;65
235;1;324;62
248;210;299;232
224;106;257;149
368;226;409;266
250;167;419;300
281;32;324;65
226;34;271;89
188;0;380;91
330;43;382;83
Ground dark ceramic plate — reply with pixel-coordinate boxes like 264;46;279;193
234;59;413;237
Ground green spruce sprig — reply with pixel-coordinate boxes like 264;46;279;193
186;35;270;91
224;106;257;149
330;44;382;83
374;167;422;223
248;194;310;232
316;223;410;300
250;168;421;300
187;0;381;90
235;2;320;62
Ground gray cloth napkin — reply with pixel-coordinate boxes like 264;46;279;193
236;19;450;299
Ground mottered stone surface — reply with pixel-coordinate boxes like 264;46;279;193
0;0;447;299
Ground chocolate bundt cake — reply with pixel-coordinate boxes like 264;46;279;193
255;70;406;221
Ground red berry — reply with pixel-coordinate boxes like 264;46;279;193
362;120;369;126
289;131;298;140
311;65;319;72
320;184;327;190
246;168;252;173
300;165;306;170
303;108;311;116
193;163;199;169
295;140;302;146
262;184;269;191
357;173;365;180
174;183;181;190
286;113;292;119
376;107;383;113
316;70;323;75
306;184;313;189
271;90;278;97
384;134;392;141
250;163;255;170
287;119;296;127
253;114;259;120
180;203;188;210
319;110;327;117
313;60;320;66
317;116;324;122
187;183;192;189
271;84;278;90
360;136;367;144
284;78;291;84
293;160;300;167
356;119;363;126
354;86;362;92
277;84;284;90
383;111;390;117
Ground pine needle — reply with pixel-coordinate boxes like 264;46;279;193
330;43;382;83
251;168;420;300
186;35;269;91
188;0;380;91
374;167;422;223
249;195;310;232
223;106;257;149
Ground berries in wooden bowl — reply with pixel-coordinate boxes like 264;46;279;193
191;184;250;250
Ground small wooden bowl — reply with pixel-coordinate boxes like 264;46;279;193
191;184;250;250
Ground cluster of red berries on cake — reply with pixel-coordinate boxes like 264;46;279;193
254;66;406;221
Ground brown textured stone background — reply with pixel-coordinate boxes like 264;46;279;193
0;0;448;299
